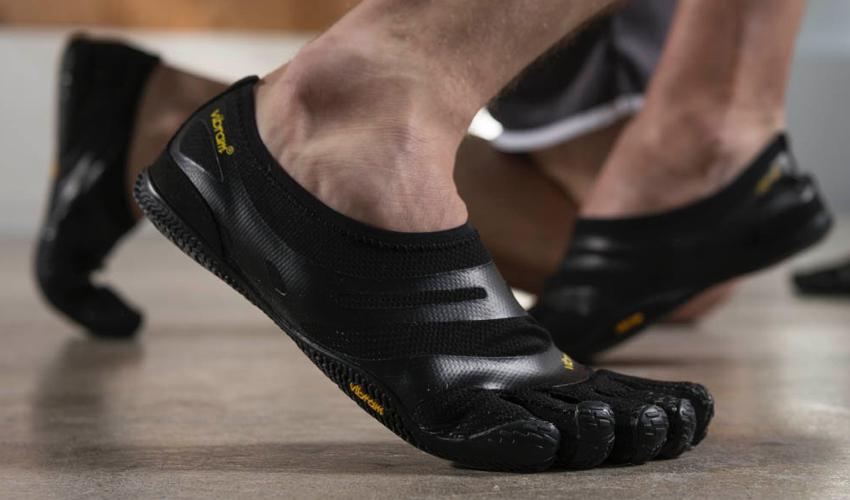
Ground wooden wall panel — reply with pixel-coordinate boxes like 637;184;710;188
0;0;358;31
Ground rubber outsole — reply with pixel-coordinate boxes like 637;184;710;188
134;166;561;472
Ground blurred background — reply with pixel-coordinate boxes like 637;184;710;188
1;3;849;498
0;0;849;237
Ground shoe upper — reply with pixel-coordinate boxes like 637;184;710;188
533;134;832;359
137;76;716;470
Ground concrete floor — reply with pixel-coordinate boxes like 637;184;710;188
1;225;850;499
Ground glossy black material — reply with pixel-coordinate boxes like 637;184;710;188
135;77;713;471
35;36;159;337
534;134;833;362
793;257;850;296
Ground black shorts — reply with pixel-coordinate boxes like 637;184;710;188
483;0;676;152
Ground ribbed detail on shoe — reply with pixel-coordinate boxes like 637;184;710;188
194;77;493;280
302;316;551;361
332;287;488;310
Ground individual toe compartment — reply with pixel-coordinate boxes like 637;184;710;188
644;395;697;459
583;371;697;458
596;370;714;445
605;401;668;464
506;390;615;469
549;382;669;465
413;388;561;472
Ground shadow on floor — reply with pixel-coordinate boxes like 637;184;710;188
26;338;468;476
23;337;844;479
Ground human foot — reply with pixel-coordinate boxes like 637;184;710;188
254;39;472;233
36;36;226;337
454;136;575;293
35;36;159;337
582;108;786;218
135;77;713;470
458;125;736;321
124;60;228;218
533;133;832;361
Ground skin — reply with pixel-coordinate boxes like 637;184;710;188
122;0;806;321
581;0;807;217
125;66;227;219
252;0;616;232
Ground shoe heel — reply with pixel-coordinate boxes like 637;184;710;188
135;152;225;258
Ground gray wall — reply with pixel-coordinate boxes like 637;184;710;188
0;1;848;236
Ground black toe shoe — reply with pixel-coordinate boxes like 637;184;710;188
35;35;159;337
793;257;850;296
134;77;714;471
533;134;832;362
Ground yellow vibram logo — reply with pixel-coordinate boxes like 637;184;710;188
615;312;645;335
210;108;235;156
349;383;384;416
755;164;782;195
561;352;575;371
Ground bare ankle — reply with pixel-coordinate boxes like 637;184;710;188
582;103;785;217
254;44;470;232
638;102;784;178
126;66;226;216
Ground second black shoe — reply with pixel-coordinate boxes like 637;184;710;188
35;36;159;337
134;77;714;471
793;256;850;296
533;134;832;362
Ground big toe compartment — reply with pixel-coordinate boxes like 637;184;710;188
415;389;560;471
597;370;714;445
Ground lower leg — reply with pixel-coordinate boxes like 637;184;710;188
455;136;576;292
125;66;227;218
456;122;624;292
255;0;616;232
457;131;735;321
530;120;626;204
583;0;806;217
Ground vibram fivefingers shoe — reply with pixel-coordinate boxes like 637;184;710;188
134;77;714;471
533;133;832;362
793;256;850;296
35;36;159;337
